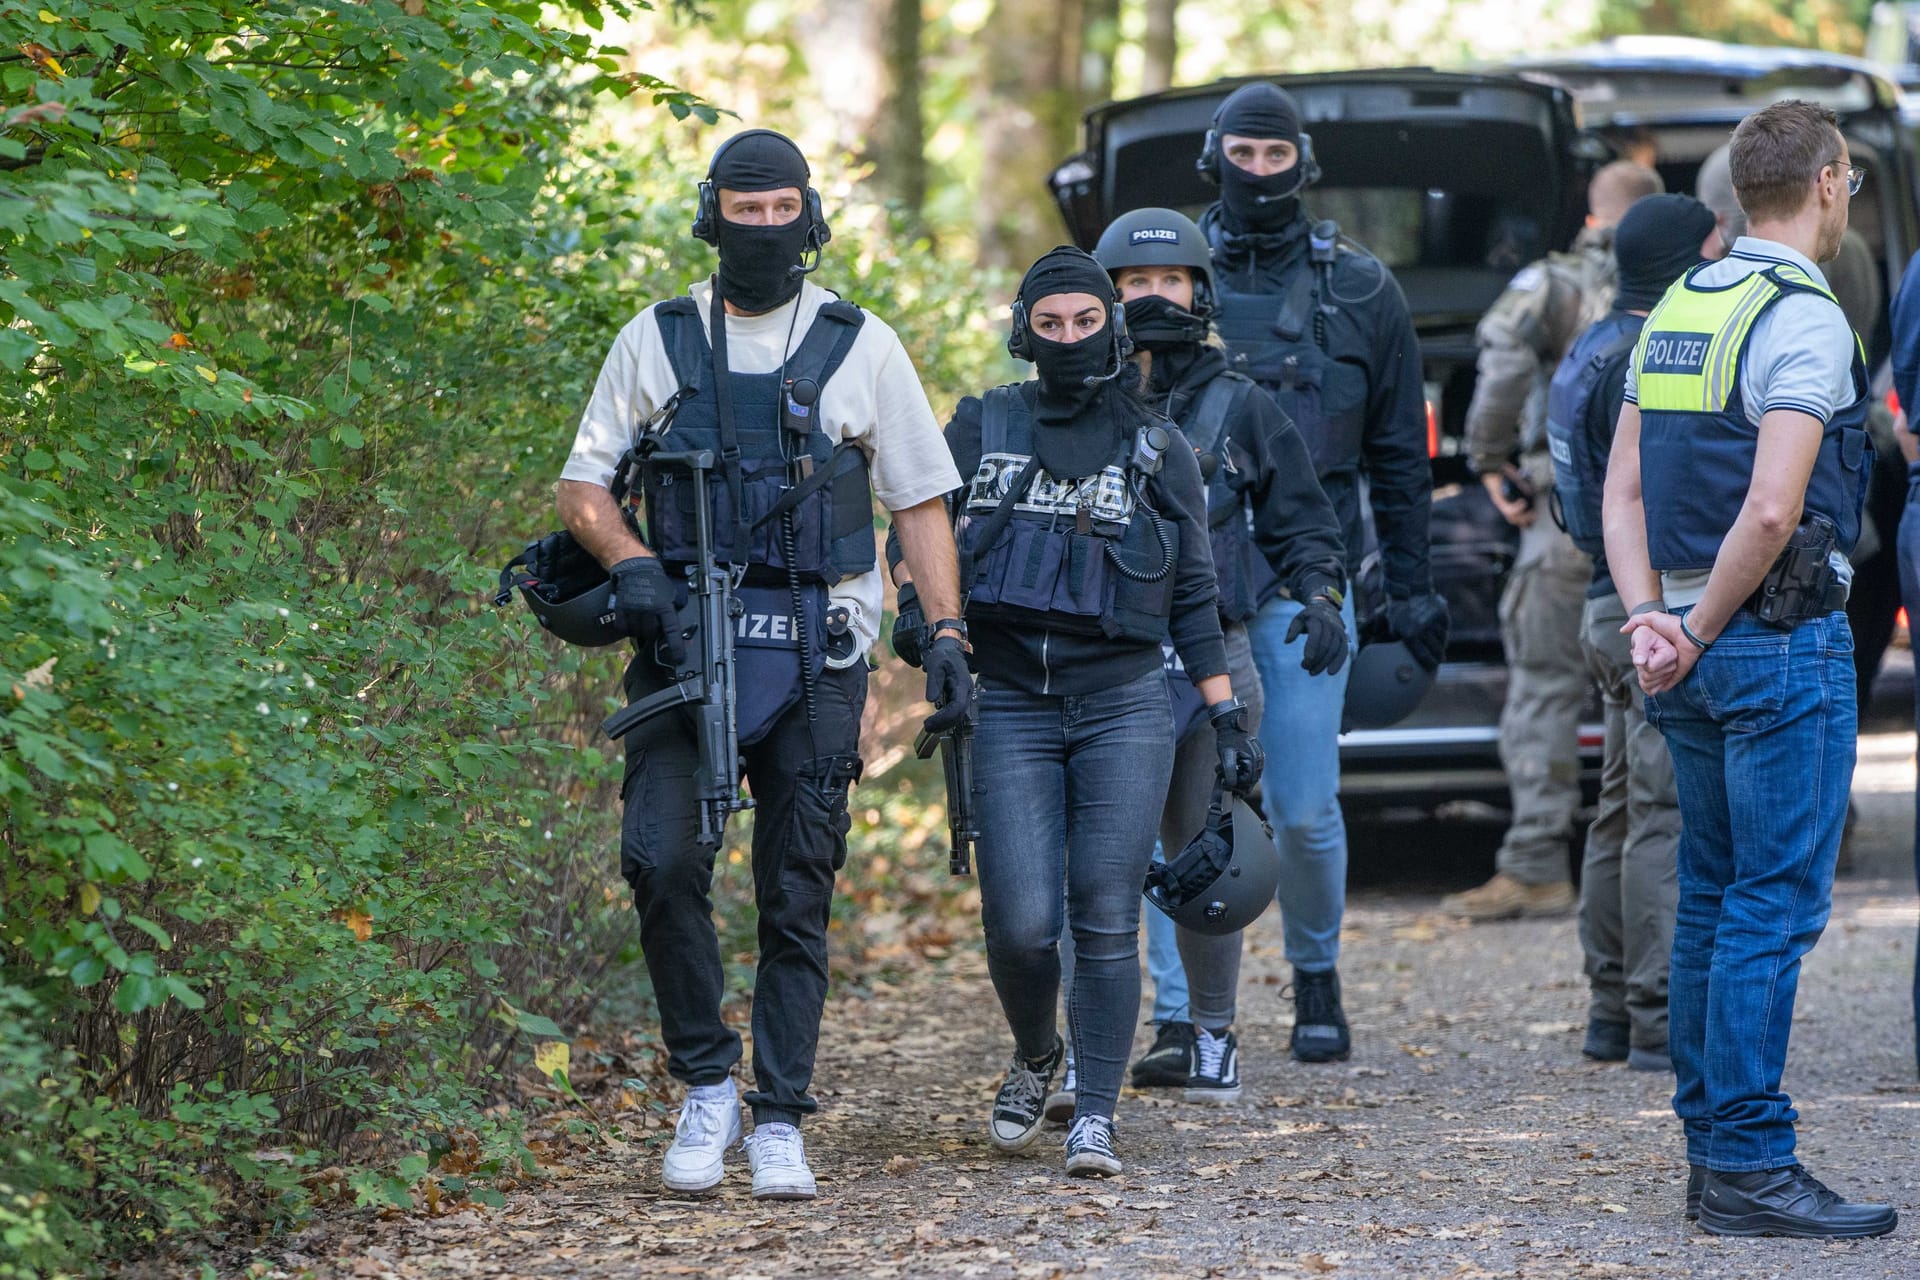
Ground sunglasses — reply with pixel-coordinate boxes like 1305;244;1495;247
1827;159;1866;196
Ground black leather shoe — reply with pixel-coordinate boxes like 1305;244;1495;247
1698;1165;1898;1238
1130;1021;1195;1088
1288;967;1351;1063
1685;1164;1704;1220
1581;1017;1629;1062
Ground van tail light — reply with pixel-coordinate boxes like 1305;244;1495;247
1900;607;1909;632
1888;388;1902;417
1426;400;1439;458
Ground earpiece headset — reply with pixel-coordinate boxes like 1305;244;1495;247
690;128;831;262
1007;296;1133;383
1195;126;1321;191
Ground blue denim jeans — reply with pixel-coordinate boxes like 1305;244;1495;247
1242;590;1358;972
1645;608;1856;1171
1143;906;1188;1023
973;667;1175;1121
1897;473;1920;1075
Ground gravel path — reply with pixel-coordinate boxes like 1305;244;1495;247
231;732;1920;1280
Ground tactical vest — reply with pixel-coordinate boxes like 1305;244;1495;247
1635;263;1873;571
1546;311;1643;560
957;384;1179;644
1177;371;1272;623
643;296;877;585
1208;235;1371;480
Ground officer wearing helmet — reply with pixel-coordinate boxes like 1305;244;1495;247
554;129;967;1201
1196;81;1442;1064
1058;206;1346;1106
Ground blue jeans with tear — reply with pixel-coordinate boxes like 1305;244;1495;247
1645;608;1856;1171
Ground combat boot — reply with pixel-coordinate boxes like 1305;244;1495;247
1438;872;1573;921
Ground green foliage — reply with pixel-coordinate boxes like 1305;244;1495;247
0;4;1001;1273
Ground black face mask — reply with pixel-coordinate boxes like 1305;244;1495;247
1029;329;1126;481
714;216;811;314
1220;163;1306;234
1120;293;1207;352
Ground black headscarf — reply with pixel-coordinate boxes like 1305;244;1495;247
1613;194;1715;312
1016;247;1139;480
708;130;817;313
1213;83;1310;234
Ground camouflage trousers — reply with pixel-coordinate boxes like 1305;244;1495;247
1578;592;1680;1049
1493;517;1592;885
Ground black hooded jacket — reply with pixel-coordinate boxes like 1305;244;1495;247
1144;342;1347;613
1199;204;1434;599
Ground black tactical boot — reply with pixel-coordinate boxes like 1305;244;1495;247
1698;1165;1897;1238
1288;967;1351;1063
1685;1164;1704;1220
1582;1017;1629;1062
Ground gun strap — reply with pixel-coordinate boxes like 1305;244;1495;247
709;285;751;569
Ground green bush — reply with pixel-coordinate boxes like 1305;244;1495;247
0;3;1005;1272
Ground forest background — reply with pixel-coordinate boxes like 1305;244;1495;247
0;0;1883;1275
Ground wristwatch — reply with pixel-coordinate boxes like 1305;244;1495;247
930;617;969;642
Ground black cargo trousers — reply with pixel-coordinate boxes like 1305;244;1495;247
619;652;866;1129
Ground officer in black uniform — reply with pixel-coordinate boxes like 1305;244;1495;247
1196;81;1443;1058
1087;206;1348;1101
557;130;968;1201
893;246;1257;1179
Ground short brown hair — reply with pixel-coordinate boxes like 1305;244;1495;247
1729;99;1843;223
1588;160;1664;226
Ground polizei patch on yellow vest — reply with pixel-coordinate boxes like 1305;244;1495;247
1639;331;1713;376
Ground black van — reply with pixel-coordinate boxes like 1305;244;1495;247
1048;42;1919;803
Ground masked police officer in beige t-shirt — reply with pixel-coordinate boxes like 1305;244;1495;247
556;129;966;1201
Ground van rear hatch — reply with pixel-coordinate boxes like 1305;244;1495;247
1049;70;1590;336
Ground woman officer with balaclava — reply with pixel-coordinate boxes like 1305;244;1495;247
1081;207;1349;1104
890;246;1260;1177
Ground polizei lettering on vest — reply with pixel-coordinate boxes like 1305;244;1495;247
736;611;797;643
967;452;1136;523
1641;331;1713;376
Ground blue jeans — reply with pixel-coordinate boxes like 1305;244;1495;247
973;667;1175;1121
1897;475;1920;1075
1243;591;1357;972
1645;609;1856;1171
1143;908;1188;1023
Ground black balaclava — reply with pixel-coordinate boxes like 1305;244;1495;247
709;131;816;314
1018;247;1133;481
1613;194;1716;312
1213;82;1308;234
1119;293;1208;352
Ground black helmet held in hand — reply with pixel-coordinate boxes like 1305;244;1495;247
1341;638;1435;731
496;529;624;648
1144;792;1281;936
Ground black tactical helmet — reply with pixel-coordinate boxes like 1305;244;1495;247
1144;792;1280;936
1092;207;1215;319
1341;639;1435;731
495;531;625;648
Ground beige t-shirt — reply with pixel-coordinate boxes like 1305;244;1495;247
562;279;959;663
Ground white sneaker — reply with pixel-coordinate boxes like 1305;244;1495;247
661;1083;741;1194
745;1122;817;1200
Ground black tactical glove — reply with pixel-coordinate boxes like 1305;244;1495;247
1285;594;1350;677
609;556;685;666
891;581;928;669
1387;592;1451;673
1209;697;1264;798
921;633;973;734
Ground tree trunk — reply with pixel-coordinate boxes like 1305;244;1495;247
977;0;1084;267
1142;0;1179;94
877;0;927;219
1081;0;1120;107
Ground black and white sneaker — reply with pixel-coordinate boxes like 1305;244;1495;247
1130;1021;1196;1087
1287;967;1351;1063
990;1038;1062;1152
1043;1056;1077;1124
1184;1026;1241;1103
1064;1115;1122;1177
